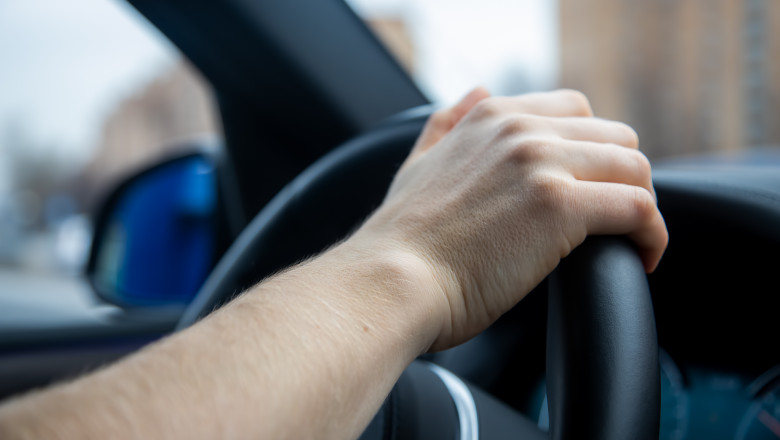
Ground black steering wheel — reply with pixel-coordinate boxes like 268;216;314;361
177;108;660;439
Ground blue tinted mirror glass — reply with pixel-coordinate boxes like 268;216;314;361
93;156;216;306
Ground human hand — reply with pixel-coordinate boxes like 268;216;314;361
352;89;668;351
404;86;491;164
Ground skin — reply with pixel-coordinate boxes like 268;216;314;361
0;89;667;439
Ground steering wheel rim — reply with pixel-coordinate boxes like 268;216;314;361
547;236;660;439
178;107;661;439
177;107;431;329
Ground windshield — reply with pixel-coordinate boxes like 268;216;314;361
0;0;219;305
346;0;779;161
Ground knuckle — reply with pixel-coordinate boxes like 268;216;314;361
558;89;593;116
660;225;670;248
507;137;550;164
497;115;535;138
630;187;656;219
429;109;448;125
619;122;640;148
428;109;452;129
472;97;503;119
530;173;571;210
629;149;652;182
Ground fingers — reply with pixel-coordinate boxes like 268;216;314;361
541;139;655;199
412;86;491;155
476;89;595;118
414;88;597;158
450;87;492;126
548;117;639;148
498;114;639;149
572;181;668;272
408;87;667;272
413;88;603;162
500;111;663;271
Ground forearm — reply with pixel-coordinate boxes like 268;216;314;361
0;240;443;440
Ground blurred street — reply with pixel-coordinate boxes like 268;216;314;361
0;265;117;328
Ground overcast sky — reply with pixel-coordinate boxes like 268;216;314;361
347;0;558;103
0;0;177;174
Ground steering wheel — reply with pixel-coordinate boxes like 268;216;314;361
177;108;661;439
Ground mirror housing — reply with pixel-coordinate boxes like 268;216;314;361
87;151;224;308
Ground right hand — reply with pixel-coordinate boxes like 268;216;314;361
351;89;668;351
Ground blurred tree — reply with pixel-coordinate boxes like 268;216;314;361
1;121;75;231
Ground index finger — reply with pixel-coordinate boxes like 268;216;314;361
479;89;595;118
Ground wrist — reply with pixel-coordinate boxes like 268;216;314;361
332;235;449;356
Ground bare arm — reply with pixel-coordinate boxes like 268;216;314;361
0;89;667;439
0;242;440;440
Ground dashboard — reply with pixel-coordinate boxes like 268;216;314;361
647;165;780;439
658;356;780;440
522;353;780;439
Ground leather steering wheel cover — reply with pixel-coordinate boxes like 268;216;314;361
547;236;660;440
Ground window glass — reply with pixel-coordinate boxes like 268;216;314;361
346;0;558;104
347;0;779;160
0;0;219;303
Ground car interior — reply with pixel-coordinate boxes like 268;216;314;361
1;1;779;439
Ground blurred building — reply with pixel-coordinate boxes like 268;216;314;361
78;61;218;208
367;18;416;74
560;0;780;158
77;18;410;211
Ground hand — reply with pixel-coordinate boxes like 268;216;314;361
352;89;668;351
405;86;491;164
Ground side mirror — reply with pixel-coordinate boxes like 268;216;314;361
87;152;220;308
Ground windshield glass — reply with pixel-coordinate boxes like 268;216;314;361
0;0;220;304
346;0;779;161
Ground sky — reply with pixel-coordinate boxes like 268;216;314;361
346;0;559;103
0;0;179;191
0;0;558;191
